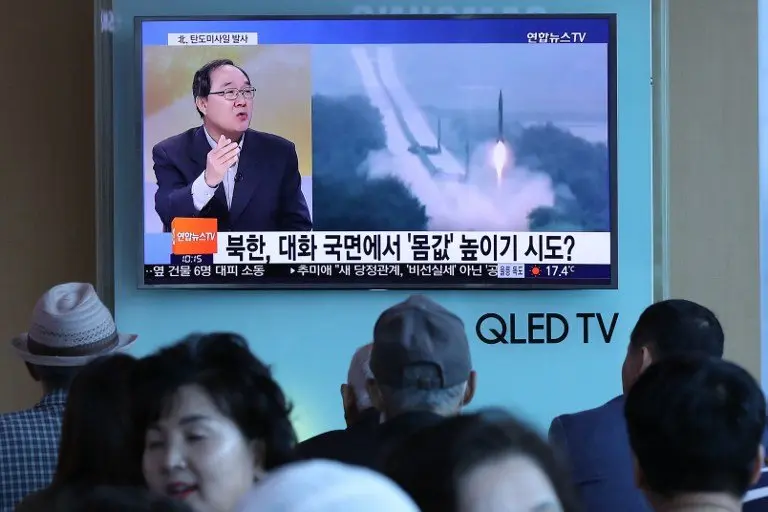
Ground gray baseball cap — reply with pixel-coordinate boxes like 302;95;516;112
370;295;472;390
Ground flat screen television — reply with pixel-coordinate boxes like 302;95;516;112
136;14;617;289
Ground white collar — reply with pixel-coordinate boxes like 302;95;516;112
203;125;245;151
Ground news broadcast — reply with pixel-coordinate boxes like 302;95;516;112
137;15;616;289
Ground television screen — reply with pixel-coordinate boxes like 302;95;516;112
137;14;617;289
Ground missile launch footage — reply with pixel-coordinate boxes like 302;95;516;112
311;43;610;233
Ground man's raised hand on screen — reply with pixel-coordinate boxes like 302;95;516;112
204;135;240;187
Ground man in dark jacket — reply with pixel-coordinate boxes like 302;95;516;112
299;295;477;471
297;343;380;462
548;299;725;512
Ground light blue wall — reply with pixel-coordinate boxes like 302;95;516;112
760;0;768;386
110;0;652;439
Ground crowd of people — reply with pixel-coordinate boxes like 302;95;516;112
1;282;767;511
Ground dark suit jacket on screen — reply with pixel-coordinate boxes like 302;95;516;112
152;126;312;232
548;395;652;512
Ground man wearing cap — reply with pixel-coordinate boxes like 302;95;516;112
315;295;477;470
0;282;137;510
367;295;476;469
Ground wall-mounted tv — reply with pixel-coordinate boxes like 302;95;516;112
136;14;617;289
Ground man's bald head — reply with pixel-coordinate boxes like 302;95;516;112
347;343;373;409
341;343;374;426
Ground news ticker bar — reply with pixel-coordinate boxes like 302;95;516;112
170;231;612;265
144;263;612;285
142;18;611;46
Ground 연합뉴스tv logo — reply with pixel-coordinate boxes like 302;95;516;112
171;217;218;255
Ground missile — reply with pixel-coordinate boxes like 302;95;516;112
497;89;504;142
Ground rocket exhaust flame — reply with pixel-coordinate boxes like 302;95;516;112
492;140;507;185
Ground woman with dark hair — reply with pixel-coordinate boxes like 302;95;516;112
15;353;143;511
384;409;582;512
134;332;297;512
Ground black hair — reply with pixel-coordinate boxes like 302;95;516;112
53;353;144;487
30;364;83;391
625;354;766;498
192;59;251;117
63;485;194;511
384;409;581;512
629;299;724;359
134;332;297;471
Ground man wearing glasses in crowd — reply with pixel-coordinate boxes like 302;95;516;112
152;59;312;232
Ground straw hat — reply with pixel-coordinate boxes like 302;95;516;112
11;282;137;367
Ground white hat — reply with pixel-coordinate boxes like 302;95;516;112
236;460;419;511
11;282;137;367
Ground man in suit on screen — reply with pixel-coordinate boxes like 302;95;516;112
152;58;312;232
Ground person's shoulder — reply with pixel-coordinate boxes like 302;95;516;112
551;395;625;434
0;406;40;439
296;428;365;462
301;428;347;444
154;126;199;152
247;129;295;152
298;429;348;451
14;486;55;512
549;396;634;485
0;394;65;442
745;468;768;507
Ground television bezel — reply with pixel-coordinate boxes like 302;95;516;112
134;13;618;291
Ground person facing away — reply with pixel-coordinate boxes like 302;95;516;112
548;299;724;512
624;354;766;512
152;58;312;232
15;354;144;511
296;342;381;463
0;283;137;510
385;409;582;512
341;342;380;428
319;294;476;471
133;332;297;512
